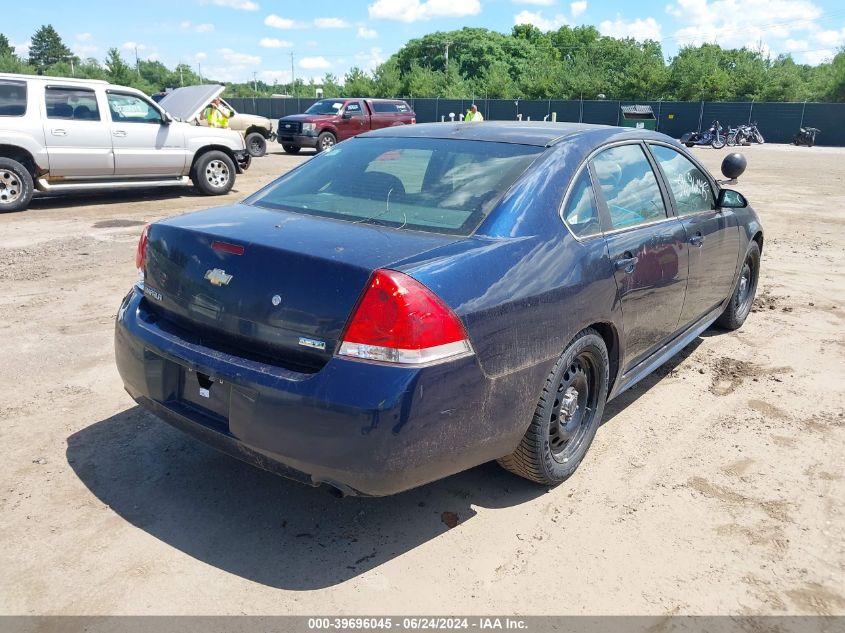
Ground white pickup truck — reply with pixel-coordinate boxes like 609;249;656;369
0;73;251;213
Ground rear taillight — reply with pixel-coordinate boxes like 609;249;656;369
135;224;150;280
338;269;472;365
411;117;416;124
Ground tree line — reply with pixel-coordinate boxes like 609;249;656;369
2;24;844;102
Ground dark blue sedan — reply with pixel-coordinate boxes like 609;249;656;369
115;122;762;496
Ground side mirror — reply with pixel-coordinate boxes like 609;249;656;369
162;112;173;125
717;188;748;209
341;112;352;120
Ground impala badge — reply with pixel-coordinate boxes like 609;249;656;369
204;268;233;287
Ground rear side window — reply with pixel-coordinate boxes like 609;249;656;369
650;145;715;215
248;137;542;235
372;102;398;113
591;144;667;230
562;169;601;238
45;87;100;121
0;80;27;116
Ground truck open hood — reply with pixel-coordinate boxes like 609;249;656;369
158;85;224;122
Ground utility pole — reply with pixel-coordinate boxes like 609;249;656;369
444;41;452;72
253;71;258;94
198;62;203;83
134;45;140;77
289;51;295;96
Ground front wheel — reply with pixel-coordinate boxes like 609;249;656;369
498;328;609;486
245;132;267;158
755;132;765;144
316;131;336;153
191;151;235;196
716;241;760;331
727;133;737;147
712;134;726;149
282;144;301;154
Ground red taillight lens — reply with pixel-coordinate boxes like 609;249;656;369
338;269;472;365
135;224;150;275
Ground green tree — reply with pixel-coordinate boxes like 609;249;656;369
0;34;14;57
28;24;74;69
104;48;132;85
343;67;376;97
372;59;402;97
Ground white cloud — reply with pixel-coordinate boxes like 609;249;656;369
205;0;258;10
260;37;293;48
300;55;332;70
12;40;31;56
570;1;587;18
264;14;306;29
180;21;215;33
76;32;93;42
357;25;379;39
218;47;261;65
355;47;386;71
599;16;662;41
368;0;482;22
258;69;292;84
513;0;555;5
121;42;147;51
306;40;319;47
514;10;568;31
74;44;99;57
195;52;208;60
314;17;350;28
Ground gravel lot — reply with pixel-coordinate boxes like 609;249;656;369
0;143;842;615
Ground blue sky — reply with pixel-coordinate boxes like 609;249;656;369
9;0;845;84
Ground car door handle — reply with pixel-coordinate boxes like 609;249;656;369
113;130;127;137
689;234;705;247
51;129;67;136
614;256;639;274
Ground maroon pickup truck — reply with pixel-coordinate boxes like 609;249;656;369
277;98;416;153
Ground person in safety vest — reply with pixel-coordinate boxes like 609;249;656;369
205;97;233;128
464;104;484;122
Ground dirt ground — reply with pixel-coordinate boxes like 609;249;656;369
0;143;843;616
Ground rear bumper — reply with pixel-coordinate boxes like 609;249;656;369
276;133;318;149
233;150;251;172
114;287;520;496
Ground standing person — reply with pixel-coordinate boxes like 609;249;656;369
205;97;233;128
464;107;473;122
466;104;484;122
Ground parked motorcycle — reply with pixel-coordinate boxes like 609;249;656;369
747;121;765;144
793;127;820;147
681;120;726;149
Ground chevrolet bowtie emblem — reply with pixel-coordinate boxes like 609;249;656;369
204;268;233;287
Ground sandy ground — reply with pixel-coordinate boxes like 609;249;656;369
0;143;843;616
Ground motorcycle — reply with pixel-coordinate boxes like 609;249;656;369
747;121;765;144
681;120;726;149
727;124;752;146
793;127;820;147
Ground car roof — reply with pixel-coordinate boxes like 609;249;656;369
0;72;109;85
361;121;670;147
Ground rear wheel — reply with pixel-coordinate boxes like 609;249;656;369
316;131;336;153
282;144;301;154
0;157;34;213
498;329;609;486
191;151;235;196
716;241;760;330
727;132;737;146
245;132;267;158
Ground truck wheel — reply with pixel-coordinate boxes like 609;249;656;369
282;144;301;155
0;157;34;213
191;151;235;196
316;132;336;153
245;132;267;158
498;328;609;486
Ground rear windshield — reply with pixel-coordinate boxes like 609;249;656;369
0;80;27;116
248;137;543;235
304;99;345;115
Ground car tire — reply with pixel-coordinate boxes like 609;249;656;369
245;132;267;158
716;241;761;331
316;132;336;153
0;157;34;213
282;144;301;154
191;151;235;196
498;328;609;486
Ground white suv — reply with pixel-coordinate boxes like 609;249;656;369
0;73;251;213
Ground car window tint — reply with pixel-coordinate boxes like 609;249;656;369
562;169;600;238
45;87;100;121
372;102;397;113
591;144;667;230
650;145;715;215
249;137;542;236
0;80;27;116
107;93;162;124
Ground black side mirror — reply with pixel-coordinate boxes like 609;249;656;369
341;112;352;120
162;112;173;125
717;188;747;209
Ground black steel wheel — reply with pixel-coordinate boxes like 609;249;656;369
245;132;267;158
499;328;609;486
716;241;760;330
